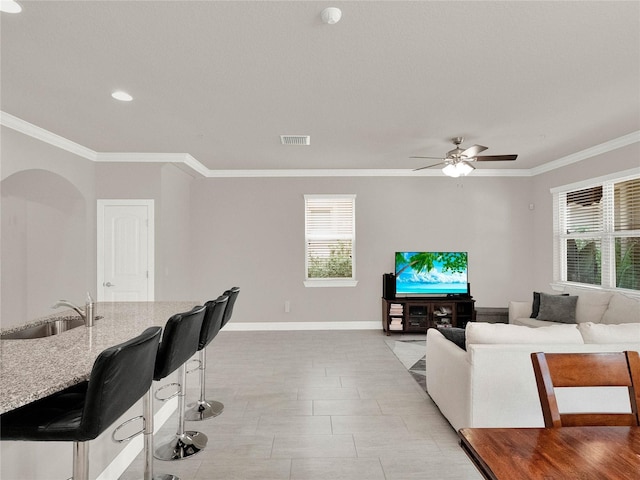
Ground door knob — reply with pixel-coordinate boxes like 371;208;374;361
103;282;115;287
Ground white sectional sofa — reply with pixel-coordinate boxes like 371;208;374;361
509;288;640;327
425;321;640;431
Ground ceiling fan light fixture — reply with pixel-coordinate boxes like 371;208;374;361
457;161;475;176
442;163;460;177
442;161;474;177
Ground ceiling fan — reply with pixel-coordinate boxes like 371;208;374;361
411;137;518;177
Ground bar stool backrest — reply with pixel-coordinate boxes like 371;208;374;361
221;287;240;328
80;326;162;440
154;305;206;381
198;294;229;351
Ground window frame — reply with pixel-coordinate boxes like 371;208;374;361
304;194;357;288
551;168;640;296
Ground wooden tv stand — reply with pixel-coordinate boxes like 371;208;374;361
381;297;475;335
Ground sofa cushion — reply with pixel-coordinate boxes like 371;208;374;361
466;322;583;347
563;287;613;323
511;317;560;328
536;293;578;323
577;322;640;344
438;327;466;350
601;293;640;324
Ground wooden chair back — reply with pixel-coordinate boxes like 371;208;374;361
531;351;640;427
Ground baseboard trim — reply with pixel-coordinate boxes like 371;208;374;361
224;321;380;331
96;397;177;480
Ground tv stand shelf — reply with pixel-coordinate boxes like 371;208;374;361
381;297;475;335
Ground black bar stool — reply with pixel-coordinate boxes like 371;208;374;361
185;287;239;421
185;294;228;421
0;327;162;480
153;305;207;461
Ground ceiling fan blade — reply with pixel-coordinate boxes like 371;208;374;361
475;154;518;161
413;161;445;171
460;144;488;158
409;156;444;160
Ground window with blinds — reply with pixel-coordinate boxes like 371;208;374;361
614;178;640;290
554;175;639;291
304;195;356;284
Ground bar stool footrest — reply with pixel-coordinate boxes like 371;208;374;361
112;415;145;443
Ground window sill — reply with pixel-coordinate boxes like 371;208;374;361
304;279;358;288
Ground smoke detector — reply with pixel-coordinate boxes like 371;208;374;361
280;135;311;146
321;7;342;25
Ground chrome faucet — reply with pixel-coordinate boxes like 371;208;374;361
52;292;95;327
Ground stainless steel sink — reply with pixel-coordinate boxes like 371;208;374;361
1;316;102;340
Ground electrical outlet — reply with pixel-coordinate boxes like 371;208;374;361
284;300;290;313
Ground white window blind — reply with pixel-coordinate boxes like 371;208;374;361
554;174;639;292
613;178;640;290
561;186;604;286
615;178;640;232
304;194;356;286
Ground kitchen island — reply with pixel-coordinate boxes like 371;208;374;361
0;301;198;414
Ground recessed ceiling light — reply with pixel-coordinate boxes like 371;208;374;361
111;90;133;102
0;0;22;14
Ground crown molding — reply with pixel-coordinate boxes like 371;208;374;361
0;111;97;161
183;154;210;177
97;152;189;163
92;152;211;177
2;111;637;179
530;130;640;176
203;168;533;178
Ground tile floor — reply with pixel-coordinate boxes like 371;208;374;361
119;330;482;480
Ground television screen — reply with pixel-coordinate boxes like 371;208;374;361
395;252;468;297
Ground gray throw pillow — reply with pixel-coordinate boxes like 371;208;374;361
531;291;569;318
536;292;578;323
438;327;466;350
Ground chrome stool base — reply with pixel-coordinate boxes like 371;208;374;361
150;474;179;480
154;431;208;461
142;390;179;480
184;399;224;421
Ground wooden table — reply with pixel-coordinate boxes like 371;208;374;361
459;426;640;480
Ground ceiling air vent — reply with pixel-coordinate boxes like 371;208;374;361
280;135;310;146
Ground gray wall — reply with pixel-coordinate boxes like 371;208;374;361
188;175;535;324
1;127;96;325
2;125;638;328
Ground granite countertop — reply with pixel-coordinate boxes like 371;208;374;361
0;301;198;414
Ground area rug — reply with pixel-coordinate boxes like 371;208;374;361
383;334;427;390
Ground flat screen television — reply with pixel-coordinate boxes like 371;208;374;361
395;251;469;297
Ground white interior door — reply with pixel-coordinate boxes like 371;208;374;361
97;200;154;301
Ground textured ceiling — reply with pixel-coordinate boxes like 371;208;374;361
1;1;639;173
